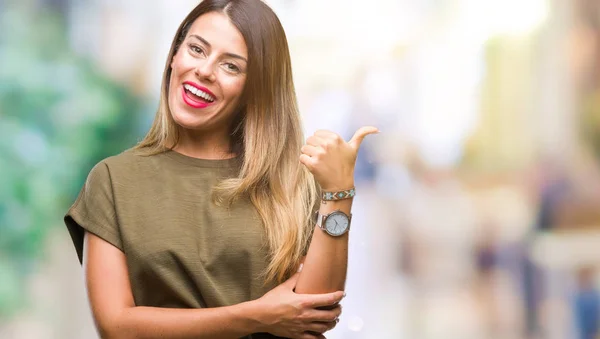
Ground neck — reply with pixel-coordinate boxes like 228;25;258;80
173;127;236;160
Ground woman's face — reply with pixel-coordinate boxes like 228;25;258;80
168;12;248;133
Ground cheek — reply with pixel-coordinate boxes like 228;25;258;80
222;77;246;100
167;70;179;103
170;54;185;77
168;53;189;96
171;50;197;79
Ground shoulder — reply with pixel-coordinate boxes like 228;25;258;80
101;147;151;169
94;147;166;182
78;148;171;195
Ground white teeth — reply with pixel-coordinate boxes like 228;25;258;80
183;84;215;102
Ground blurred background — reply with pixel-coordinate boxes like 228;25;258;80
2;0;600;338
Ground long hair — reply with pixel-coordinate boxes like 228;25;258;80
135;0;318;284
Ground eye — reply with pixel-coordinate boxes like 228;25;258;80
223;62;241;73
188;44;204;55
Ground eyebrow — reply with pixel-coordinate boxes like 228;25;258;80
189;34;248;63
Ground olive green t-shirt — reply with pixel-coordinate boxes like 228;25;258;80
64;149;280;338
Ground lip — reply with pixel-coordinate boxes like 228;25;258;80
182;81;216;109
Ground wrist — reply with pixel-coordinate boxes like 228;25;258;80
319;198;353;214
233;299;268;334
319;181;354;193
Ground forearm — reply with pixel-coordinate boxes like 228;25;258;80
102;300;263;339
294;197;352;294
296;126;377;294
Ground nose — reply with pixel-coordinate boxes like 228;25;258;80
194;60;216;83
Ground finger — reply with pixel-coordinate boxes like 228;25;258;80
314;130;339;140
306;135;327;147
297;256;307;272
315;130;344;146
282;272;300;289
299;154;317;171
314;320;338;333
301;145;322;157
305;321;332;334
308;307;341;323
321;320;338;333
305;291;344;308
348;126;379;150
300;332;325;339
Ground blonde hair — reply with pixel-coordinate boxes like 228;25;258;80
135;0;318;283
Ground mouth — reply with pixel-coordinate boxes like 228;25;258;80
182;81;216;109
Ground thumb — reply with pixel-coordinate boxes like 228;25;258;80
348;126;379;150
282;272;300;289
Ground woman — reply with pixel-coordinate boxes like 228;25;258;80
64;1;377;338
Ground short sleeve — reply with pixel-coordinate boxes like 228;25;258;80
64;161;123;264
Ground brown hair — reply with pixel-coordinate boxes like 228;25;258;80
135;0;317;283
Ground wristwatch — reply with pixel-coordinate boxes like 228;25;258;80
316;210;352;236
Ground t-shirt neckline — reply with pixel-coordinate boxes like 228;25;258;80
164;149;241;168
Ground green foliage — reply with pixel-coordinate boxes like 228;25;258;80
0;5;146;318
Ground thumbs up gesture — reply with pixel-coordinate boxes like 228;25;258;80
300;126;379;191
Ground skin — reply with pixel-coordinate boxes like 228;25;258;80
295;127;378;295
168;11;247;160
83;11;377;339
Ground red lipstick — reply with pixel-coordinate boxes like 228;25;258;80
182;81;216;109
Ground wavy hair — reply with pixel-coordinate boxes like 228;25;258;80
135;0;318;283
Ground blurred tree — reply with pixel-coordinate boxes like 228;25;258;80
0;3;145;319
578;0;600;162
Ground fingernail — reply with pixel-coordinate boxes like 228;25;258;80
342;292;347;298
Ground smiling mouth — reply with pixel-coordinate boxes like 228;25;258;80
183;83;215;103
181;86;216;109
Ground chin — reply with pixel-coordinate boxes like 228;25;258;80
168;97;237;133
172;113;209;131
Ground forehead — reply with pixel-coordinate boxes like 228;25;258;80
187;12;247;58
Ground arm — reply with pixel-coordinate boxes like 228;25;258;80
84;231;261;339
84;232;343;339
295;127;378;294
295;198;352;294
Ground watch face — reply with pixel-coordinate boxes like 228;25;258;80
324;211;349;236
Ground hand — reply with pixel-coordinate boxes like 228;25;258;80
300;126;379;191
254;273;344;339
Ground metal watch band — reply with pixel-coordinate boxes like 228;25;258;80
322;187;356;201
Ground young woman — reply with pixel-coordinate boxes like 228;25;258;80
64;1;377;338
